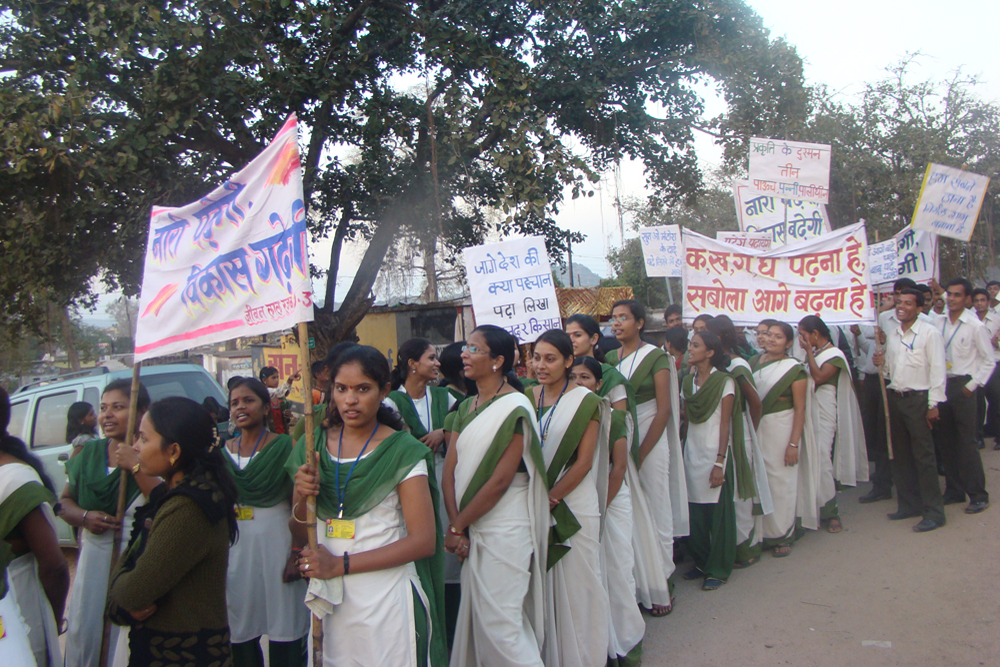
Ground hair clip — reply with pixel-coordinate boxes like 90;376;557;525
209;426;222;452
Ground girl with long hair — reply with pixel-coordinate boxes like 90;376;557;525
443;325;548;667
288;345;446;666
66;401;97;450
0;386;69;667
61;379;157;667
607;300;684;616
224;378;308;666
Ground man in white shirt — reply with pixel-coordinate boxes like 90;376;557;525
933;279;992;514
850;323;892;503
987;280;1000;313
873;288;947;532
878;278;937;334
972;288;1000;449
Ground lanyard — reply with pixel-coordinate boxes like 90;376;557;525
942;320;963;352
538;378;570;443
334;421;380;519
237;429;267;468
422;391;432;433
622;345;642;380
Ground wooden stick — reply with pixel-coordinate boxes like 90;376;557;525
872;233;894;461
297;321;323;666
99;361;142;667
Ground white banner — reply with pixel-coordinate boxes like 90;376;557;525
911;163;990;242
637;225;683;278
716;231;772;252
868;239;899;286
683;222;875;325
894;227;938;284
135;115;314;361
748;137;832;204
463;236;561;343
732;180;831;246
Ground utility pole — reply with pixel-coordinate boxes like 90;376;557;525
568;237;574;287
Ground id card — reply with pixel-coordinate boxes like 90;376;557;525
946;361;953;371
0;614;6;639
235;507;254;521
326;518;356;539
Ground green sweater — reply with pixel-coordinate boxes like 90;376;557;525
108;494;230;633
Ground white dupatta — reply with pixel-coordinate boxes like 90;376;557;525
810;347;870;487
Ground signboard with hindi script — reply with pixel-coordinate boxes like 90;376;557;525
732;180;830;247
135;115;314;362
716;231;772;252
463;236;561;343
893;227;938;284
682;222;875;326
868;239;899;286
910;163;989;242
637;225;683;278
748;137;832;204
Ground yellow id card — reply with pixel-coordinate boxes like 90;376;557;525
0;614;6;639
326;518;356;539
235;507;255;521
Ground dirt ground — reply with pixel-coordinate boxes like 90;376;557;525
642;444;1000;666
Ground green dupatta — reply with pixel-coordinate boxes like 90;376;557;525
388;387;452;439
753;357;807;415
600;363;641;457
0;478;55;599
285;428;447;667
224;434;294;508
682;371;757;501
65;438;141;516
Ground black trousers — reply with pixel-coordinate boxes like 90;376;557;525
861;373;892;494
935;377;989;504
983;364;1000;438
887;390;945;523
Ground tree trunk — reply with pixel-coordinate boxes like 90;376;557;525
56;304;82;371
323;209;353;314
422;233;438;303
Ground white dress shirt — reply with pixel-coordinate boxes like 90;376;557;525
882;317;947;409
878;308;935;332
938;310;995;391
978;310;1000;363
848;324;876;377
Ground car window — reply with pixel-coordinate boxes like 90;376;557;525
142;372;225;406
83;387;100;411
9;401;29;441
31;391;79;449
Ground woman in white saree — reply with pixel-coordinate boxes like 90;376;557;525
443;325;549;667
607;300;685;616
798;316;869;533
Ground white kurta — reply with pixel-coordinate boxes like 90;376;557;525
683;373;735;505
8;503;61;667
314;455;430;667
450;394;547;667
65;493;141;667
810;347;869;489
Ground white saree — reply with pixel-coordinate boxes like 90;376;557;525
450;393;548;667
728;357;773;552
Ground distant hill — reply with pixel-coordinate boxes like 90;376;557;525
557;263;602;287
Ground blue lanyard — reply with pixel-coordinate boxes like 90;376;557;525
237;429;267;467
622;345;642;380
538;378;570;443
941;320;962;352
334;421;380;519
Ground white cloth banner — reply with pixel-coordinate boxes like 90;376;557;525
748;138;832;204
911;162;990;242
135;115;313;361
893;227;938;283
716;231;772;252
463;235;560;343
637;225;683;278
682;222;875;325
732;180;831;246
868;239;899;286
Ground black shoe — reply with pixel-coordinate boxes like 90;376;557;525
913;518;941;532
965;501;989;514
942;495;966;506
887;511;921;520
683;566;704;581
859;490;892;504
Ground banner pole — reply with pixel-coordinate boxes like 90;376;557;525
297;321;323;666
873;231;894;461
98;361;142;667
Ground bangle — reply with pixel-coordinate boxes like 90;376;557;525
81;510;89;523
713;462;725;469
788;443;799;448
716;454;725;459
343;552;350;575
448;525;464;536
291;501;309;524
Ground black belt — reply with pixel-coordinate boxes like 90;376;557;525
887;388;928;397
946;374;972;383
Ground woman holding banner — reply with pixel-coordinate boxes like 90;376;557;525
751;323;819;557
223;377;308;666
443;325;548;667
798;316;868;534
607;300;685;616
60;379;155;667
526;330;609;667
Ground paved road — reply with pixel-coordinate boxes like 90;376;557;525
642;444;1000;666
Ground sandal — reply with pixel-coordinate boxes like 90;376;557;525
682;566;705;581
827;518;843;533
703;577;726;591
772;543;792;558
732;555;760;569
647;596;675;617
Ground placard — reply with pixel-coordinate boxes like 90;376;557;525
894;227;938;283
638;225;683;278
733;180;831;246
463;236;561;343
867;239;899;286
748;137;832;204
911;163;989;242
716;231;772;252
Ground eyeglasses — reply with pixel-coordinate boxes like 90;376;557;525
611;315;632;324
462;344;488;355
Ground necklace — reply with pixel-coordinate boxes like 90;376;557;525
621;342;643;380
538;378;570;443
334;421;380;519
473;376;507;411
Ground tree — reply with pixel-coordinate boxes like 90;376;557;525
0;0;807;354
105;298;139;340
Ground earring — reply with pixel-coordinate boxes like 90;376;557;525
412;368;416;374
492;365;497;372
170;456;177;466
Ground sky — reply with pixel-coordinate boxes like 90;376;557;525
87;0;1000;320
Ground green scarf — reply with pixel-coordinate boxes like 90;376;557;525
682;371;757;501
224;434;294;508
0;480;55;599
284;428;447;667
754;358;807;415
65;438;141;516
609;409;628;450
388;387;451;439
609;346;667;398
600;363;641;457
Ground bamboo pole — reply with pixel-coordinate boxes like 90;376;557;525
873;231;894;460
297;321;323;666
98;361;142;667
